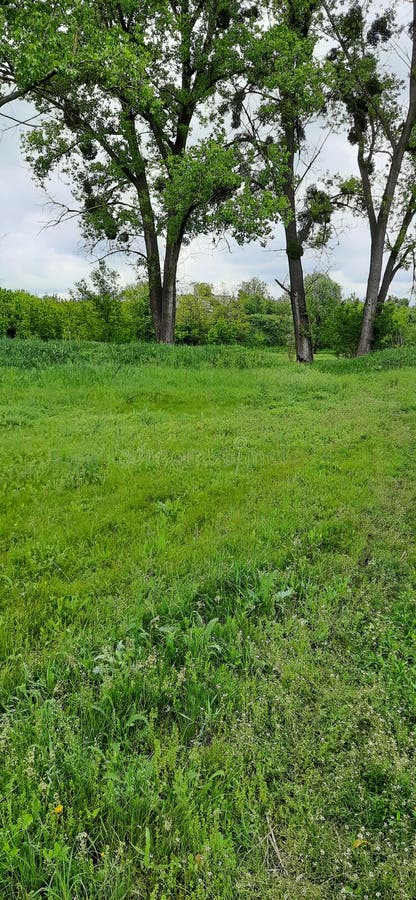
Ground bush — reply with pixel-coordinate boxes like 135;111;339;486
305;273;343;351
0;289;63;340
175;293;211;344
374;302;416;349
330;299;364;356
2;272;414;356
207;317;242;344
246;307;293;347
0;275;154;345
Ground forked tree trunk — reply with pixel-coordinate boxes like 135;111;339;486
355;0;416;356
376;198;416;308
147;241;180;344
323;0;416;357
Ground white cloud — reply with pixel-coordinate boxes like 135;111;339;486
0;89;414;302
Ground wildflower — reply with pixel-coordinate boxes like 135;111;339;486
53;804;64;815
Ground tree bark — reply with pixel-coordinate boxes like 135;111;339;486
285;237;314;363
282;134;314;363
377;198;416;308
355;0;416;355
282;118;313;363
356;233;385;356
158;242;181;343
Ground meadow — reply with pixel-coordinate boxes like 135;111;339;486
0;339;415;899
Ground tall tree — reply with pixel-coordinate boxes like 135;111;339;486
227;0;331;362
324;0;416;355
1;0;271;343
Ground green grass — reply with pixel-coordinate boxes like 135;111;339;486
0;340;415;899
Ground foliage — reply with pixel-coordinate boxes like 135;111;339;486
327;295;366;356
0;288;64;341
304;273;343;350
175;284;215;345
2;0;281;340
69;262;155;343
2;274;416;355
375;301;416;349
70;262;124;343
0;282;152;345
0;344;415;897
121;283;155;342
325;0;416;352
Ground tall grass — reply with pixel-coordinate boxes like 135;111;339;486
0;342;415;898
0;338;284;371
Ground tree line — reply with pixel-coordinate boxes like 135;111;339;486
1;271;415;354
0;0;415;361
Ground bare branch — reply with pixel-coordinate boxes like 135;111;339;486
274;277;290;296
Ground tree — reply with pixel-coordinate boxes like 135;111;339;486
324;0;416;355
70;261;123;342
176;283;214;344
2;0;271;343
226;0;332;362
304;272;342;350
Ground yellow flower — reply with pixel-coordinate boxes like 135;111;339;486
53;804;64;815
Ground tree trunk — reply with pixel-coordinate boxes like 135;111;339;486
286;243;314;363
356;233;385;356
376;198;416;308
136;168;164;341
283;195;314;362
158;242;181;344
281;127;314;364
148;261;163;341
355;0;416;356
377;262;395;309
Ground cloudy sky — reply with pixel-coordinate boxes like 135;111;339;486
0;94;413;302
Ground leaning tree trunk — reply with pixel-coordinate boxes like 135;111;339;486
376;197;416;308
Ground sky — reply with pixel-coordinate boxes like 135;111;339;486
0;91;413;302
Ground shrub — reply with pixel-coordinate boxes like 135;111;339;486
0;289;63;340
374;302;416;349
330;298;364;356
305;273;343;351
176;293;211;344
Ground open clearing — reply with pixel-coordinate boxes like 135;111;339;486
0;341;415;899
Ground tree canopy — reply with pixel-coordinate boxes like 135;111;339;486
2;0;279;341
0;0;415;355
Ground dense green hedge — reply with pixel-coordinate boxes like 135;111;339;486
1;279;415;353
0;286;153;344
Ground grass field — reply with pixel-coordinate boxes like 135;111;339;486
0;339;415;899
